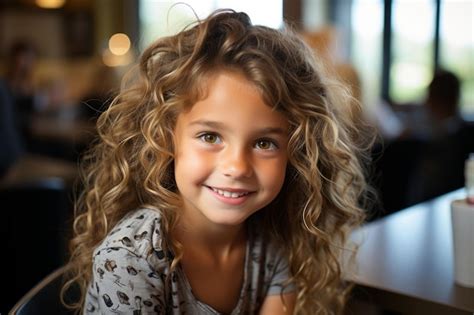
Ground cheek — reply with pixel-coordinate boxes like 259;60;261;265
175;146;214;183
258;159;288;195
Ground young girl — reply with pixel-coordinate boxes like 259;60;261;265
64;9;373;315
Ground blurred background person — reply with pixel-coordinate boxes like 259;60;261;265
371;69;474;215
405;69;474;204
400;69;464;140
0;40;39;178
0;78;24;178
2;40;41;150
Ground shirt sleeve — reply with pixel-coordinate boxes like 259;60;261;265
266;249;296;296
85;247;167;314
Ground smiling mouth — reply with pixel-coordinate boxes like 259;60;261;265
208;186;252;198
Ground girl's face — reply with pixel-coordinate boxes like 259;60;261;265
173;71;289;229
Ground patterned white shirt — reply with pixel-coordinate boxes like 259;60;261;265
84;208;294;314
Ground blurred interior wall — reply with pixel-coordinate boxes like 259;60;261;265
94;0;138;55
0;0;139;60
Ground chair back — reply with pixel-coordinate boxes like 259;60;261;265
0;177;73;312
8;265;79;315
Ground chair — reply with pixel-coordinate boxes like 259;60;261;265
0;177;73;312
9;265;79;315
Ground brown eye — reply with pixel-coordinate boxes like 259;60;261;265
199;133;221;144
255;139;277;150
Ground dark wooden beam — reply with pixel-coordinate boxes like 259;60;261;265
283;0;302;29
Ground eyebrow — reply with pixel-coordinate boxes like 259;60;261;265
189;120;288;135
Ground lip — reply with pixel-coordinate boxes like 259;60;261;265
205;185;254;206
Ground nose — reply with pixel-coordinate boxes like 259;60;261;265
220;147;254;179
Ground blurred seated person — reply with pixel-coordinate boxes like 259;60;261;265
3;40;40;146
404;69;474;203
4;41;37;103
0;79;25;178
400;69;464;140
371;70;472;214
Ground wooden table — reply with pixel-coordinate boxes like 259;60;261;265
30;114;96;145
347;189;474;315
0;154;78;188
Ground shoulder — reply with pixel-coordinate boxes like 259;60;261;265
248;225;295;294
253;230;296;314
86;209;171;313
93;208;170;266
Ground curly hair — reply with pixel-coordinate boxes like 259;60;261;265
63;9;374;315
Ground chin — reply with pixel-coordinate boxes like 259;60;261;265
207;212;252;227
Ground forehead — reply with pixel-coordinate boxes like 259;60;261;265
177;71;288;131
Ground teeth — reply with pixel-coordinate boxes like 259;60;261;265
212;187;249;198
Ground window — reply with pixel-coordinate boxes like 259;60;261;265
391;0;435;104
349;0;473;116
439;0;474;115
351;0;384;108
139;0;283;51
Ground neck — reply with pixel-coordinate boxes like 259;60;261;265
173;217;246;261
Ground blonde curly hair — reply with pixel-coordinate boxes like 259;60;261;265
63;9;374;315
